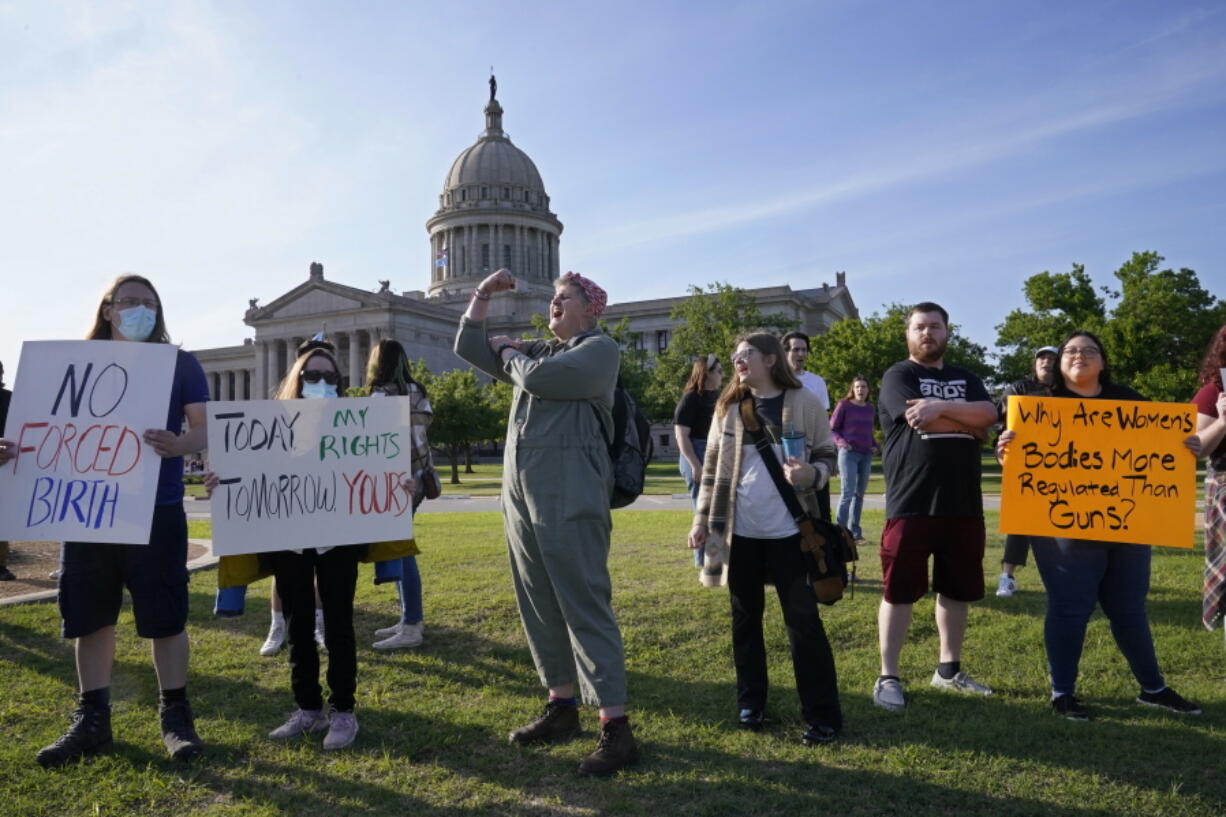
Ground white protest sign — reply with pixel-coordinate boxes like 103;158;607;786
206;397;416;556
0;340;177;544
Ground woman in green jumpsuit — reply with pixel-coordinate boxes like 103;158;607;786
455;268;638;777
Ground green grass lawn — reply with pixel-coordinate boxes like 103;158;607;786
3;510;1224;815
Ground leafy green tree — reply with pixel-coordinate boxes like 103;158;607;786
419;368;501;483
642;283;798;420
994;264;1106;383
995;252;1224;401
809;303;991;399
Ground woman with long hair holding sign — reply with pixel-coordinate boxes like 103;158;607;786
1192;324;1226;641
257;345;401;750
997;330;1202;721
688;333;842;745
366;338;434;650
22;274;210;766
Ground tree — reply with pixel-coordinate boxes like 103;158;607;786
994;264;1106;384
995;252;1224;401
809;303;992;398
418;368;501;484
641;283;798;420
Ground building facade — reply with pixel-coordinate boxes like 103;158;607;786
191;85;860;451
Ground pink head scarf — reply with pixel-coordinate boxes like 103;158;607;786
562;271;607;318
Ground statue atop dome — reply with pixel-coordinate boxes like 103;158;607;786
489;72;497;102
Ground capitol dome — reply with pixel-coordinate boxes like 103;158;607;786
426;82;562;309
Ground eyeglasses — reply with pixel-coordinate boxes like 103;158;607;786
300;370;341;385
113;296;159;310
1062;347;1101;359
731;348;759;364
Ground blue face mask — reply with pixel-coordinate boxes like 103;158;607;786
117;305;157;342
301;381;338;399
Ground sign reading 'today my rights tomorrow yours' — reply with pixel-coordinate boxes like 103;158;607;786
1000;395;1198;548
206;396;416;556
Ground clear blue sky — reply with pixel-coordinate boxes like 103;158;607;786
2;0;1224;384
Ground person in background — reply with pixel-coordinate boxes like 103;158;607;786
997;330;1202;720
782;332;832;522
1192;324;1226;644
689;333;842;746
673;354;723;568
21;274;210;767
366;338;434;650
0;359;12;581
829;375;877;545
993;345;1058;598
455;268;638;777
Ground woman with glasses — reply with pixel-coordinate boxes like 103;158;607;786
257;345;380;750
996;330;1202;721
22;275;210;767
673;354;723;568
688;333;842;746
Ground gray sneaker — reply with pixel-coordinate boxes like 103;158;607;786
873;676;907;712
930;670;993;696
268;708;329;740
322;710;359;750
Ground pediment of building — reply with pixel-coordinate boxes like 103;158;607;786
247;281;387;324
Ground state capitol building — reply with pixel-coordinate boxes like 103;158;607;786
191;83;860;415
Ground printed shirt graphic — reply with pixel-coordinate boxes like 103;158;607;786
879;360;990;519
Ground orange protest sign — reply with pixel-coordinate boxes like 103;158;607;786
1000;395;1197;548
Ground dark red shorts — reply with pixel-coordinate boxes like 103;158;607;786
880;516;985;604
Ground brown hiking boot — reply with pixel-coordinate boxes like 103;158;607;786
508;701;581;745
578;718;638;776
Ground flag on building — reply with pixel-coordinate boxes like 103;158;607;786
435;247;448;267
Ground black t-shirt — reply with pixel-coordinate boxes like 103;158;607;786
750;392;785;445
0;387;10;432
879;360;991;518
997;376;1053;423
673;389;719;441
1052;381;1145;402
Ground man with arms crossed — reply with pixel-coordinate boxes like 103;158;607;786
782;332;832;521
873;303;997;711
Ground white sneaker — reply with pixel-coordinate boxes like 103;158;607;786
323;710;359;750
373;622;424;650
373;621;402;638
873;676;907;712
268;708;329;740
259;623;286;657
930;670;993;696
995;573;1017;598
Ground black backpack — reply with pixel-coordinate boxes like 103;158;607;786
596;380;653;509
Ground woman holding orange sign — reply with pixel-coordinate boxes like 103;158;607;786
997;330;1202;722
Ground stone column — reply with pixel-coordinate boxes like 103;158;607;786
348;331;361;387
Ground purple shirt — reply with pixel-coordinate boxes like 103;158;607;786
830;399;877;454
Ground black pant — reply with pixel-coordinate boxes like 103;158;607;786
1003;534;1030;567
269;547;360;712
727;533;841;730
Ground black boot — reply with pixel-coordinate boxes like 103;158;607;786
36;705;113;768
578;718;639;776
508;701;581;745
160;700;205;761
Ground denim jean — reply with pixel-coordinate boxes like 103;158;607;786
1030;537;1164;696
679;438;707;567
835;449;871;539
395;555;423;625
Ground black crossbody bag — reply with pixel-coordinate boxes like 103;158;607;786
738;399;858;605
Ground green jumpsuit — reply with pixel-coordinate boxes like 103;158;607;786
455;317;627;707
